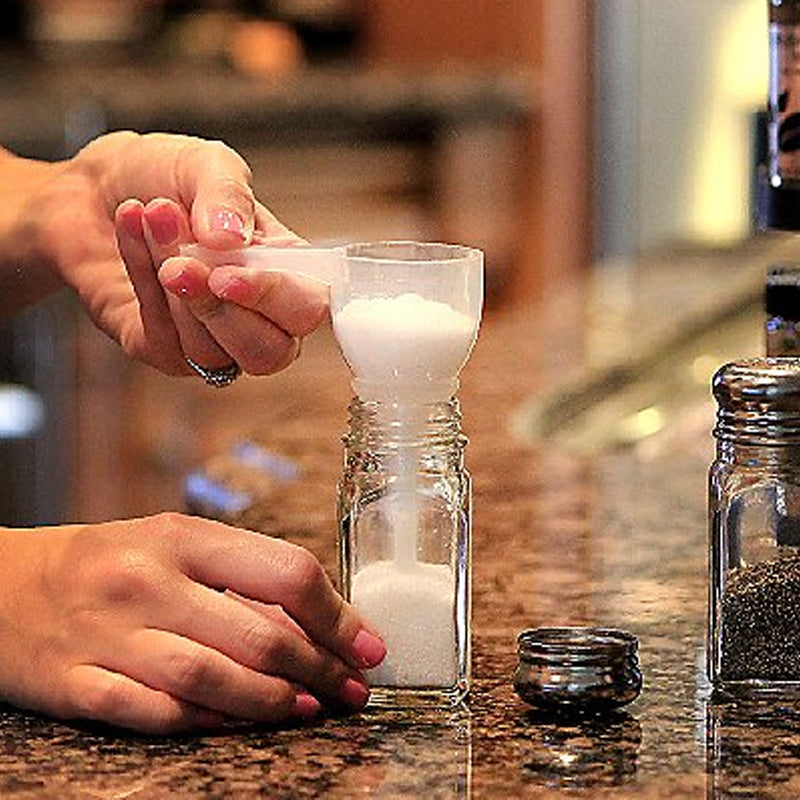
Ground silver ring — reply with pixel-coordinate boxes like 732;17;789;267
185;357;241;388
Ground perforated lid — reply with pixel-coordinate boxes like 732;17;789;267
712;358;800;443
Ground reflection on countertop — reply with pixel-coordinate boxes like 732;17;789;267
514;240;768;454
2;235;800;797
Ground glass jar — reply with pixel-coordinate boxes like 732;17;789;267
338;396;471;708
709;358;800;698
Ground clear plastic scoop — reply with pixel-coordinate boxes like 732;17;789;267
180;243;342;286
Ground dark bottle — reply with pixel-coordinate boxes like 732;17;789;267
766;265;800;355
760;2;800;228
770;1;800;28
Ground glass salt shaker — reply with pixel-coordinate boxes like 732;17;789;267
333;241;483;708
179;239;483;708
338;396;472;707
709;358;800;698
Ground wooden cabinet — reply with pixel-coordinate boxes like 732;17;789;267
361;0;593;304
360;0;543;68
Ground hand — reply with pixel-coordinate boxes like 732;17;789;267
0;513;385;734
26;130;328;376
117;197;329;377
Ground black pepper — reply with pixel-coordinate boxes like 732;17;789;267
721;555;800;681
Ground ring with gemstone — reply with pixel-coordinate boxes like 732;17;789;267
185;357;241;388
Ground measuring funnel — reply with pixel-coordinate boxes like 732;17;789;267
181;241;484;401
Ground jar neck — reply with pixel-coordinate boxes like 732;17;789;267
343;396;466;456
712;360;800;466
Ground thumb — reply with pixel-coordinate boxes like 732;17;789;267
185;141;257;248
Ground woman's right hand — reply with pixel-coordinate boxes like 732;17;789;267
0;513;385;734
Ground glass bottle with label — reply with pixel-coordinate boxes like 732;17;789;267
769;1;800;187
761;1;800;227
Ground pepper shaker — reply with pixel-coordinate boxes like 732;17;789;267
709;358;800;697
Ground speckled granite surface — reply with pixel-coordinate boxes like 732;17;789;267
5;238;800;797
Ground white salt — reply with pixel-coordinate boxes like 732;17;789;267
333;293;477;395
352;560;457;687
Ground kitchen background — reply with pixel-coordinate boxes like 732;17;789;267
0;0;768;526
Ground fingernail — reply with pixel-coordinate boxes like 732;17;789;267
117;202;144;238
146;213;180;247
160;265;205;299
340;677;370;709
351;628;387;669
294;691;322;719
208;208;246;240
161;268;193;297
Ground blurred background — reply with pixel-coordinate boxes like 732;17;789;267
0;0;769;525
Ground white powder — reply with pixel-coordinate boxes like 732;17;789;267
352;560;457;688
333;293;477;399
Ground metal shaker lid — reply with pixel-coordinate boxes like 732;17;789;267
712;358;800;443
513;627;642;715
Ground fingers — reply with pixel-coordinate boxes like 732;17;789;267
169;518;386;673
126;195;327;377
143;199;234;371
108;133;314;378
181;144;304;248
34;513;384;735
114;200;186;374
159;256;328;375
91;132;259;249
207;265;330;335
65;664;224;735
108;603;370;719
65;661;322;735
159;583;370;710
108;629;309;722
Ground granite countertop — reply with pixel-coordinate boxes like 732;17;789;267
3;236;800;797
